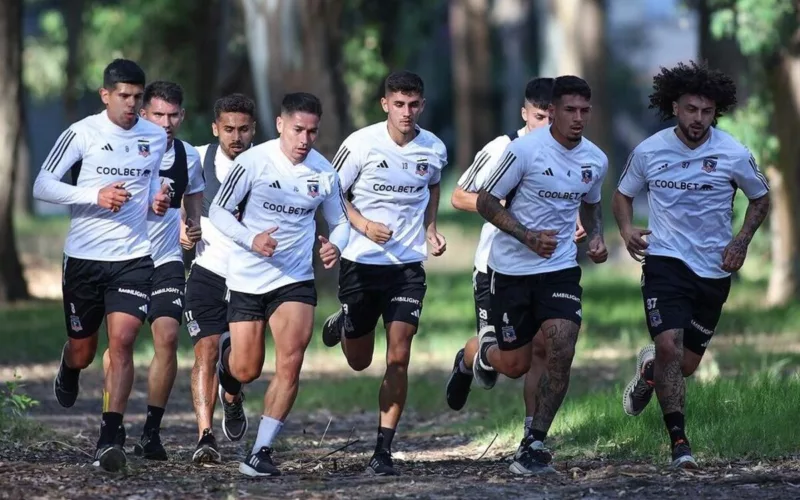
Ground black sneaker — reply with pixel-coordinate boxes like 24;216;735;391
239;447;281;477
94;444;126;472
671;440;698;469
622;344;656;416
472;326;498;390
114;424;126;448
192;428;221;464
509;437;556;475
445;349;473;411
133;429;168;461
367;448;398;476
218;384;248;441
322;309;344;347
54;343;80;408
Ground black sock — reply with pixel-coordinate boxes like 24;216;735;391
99;412;124;446
664;412;688;446
643;359;655;383
143;405;165;434
218;338;242;396
530;429;547;443
376;427;395;452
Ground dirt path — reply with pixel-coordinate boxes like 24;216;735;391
2;366;800;499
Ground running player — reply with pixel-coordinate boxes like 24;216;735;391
321;71;448;476
184;93;256;463
472;75;609;475
446;78;585;447
614;61;770;468
212;92;349;477
100;81;205;460
33;59;170;471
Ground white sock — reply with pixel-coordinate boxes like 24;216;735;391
252;416;283;454
458;358;471;374
524;416;533;436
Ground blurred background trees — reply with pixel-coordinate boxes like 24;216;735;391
1;0;797;304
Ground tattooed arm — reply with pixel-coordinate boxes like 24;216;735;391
722;193;770;272
579;200;603;239
477;188;557;258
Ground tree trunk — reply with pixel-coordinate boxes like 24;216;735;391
0;0;31;303
64;0;84;124
696;0;750;101
241;0;277;140
13;99;30;215
493;0;530;132
450;0;494;172
765;45;800;305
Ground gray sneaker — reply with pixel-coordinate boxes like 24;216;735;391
509;437;556;476
622;344;656;416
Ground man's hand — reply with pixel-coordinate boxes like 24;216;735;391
586;235;608;263
181;218;202;250
621;226;651;262
98;182;131;212
318;235;341;269
252;226;278;257
152;183;171;216
523;229;558;258
574;219;587;243
721;234;749;272
427;227;447;256
364;221;393;244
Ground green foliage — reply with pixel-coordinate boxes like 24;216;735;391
709;0;794;56
342;26;388;128
1;373;39;418
22;10;67;100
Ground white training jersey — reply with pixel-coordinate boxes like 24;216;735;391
334;121;448;265
484;126;608;276
457;127;527;274
193;144;237;278
617;126;770;278
147;140;205;268
32;111;167;261
209;139;350;295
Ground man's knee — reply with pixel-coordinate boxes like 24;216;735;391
531;336;547;362
153;321;180;355
654;329;683;363
499;348;532;379
193;336;219;365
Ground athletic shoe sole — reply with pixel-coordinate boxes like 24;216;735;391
192;445;222;464
671;454;698;469
509;461;557;475
218;384;248;442
622;344;656;416
472;326;498;390
239;462;280;477
98;446;127;472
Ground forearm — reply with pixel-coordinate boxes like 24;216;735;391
345;200;371;234
580;201;603;239
612;190;635;235
182;192;203;223
736;193;770;242
451;187;478;213
425;183;441;230
33;173;98;205
327;221;350;252
208;203;258;250
477;189;528;244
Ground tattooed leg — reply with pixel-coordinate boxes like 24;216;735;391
653;329;685;414
529;319;579;439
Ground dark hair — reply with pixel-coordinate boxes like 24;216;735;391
649;60;737;122
213;93;256;121
281;92;323;117
143;81;183;107
524;77;555;109
103;58;146;90
384;71;424;97
552;75;592;103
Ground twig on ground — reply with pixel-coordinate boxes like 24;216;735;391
317;417;333;448
311;438;362;465
452;433;498;478
25;440;93;458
